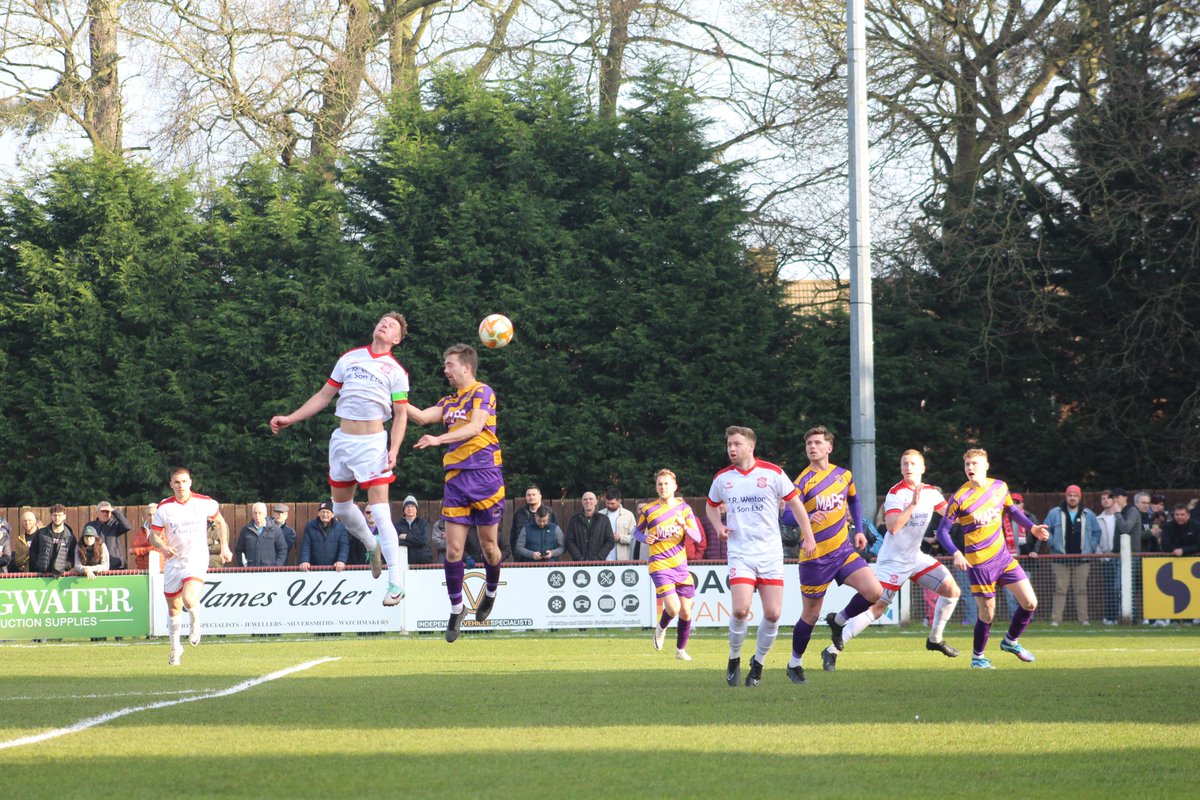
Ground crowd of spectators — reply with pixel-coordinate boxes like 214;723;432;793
5;484;1200;633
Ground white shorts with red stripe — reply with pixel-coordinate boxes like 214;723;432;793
328;428;395;488
164;556;208;596
728;553;784;588
873;552;951;605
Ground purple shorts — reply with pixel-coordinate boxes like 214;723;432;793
968;555;1028;598
442;466;506;527
799;544;868;598
650;564;695;598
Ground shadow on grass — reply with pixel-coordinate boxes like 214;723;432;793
1;746;1196;798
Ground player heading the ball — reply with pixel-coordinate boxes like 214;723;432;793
407;343;506;642
270;313;410;607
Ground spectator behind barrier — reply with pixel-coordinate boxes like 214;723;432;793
131;503;161;571
300;501;350;571
273;503;297;561
1160;504;1200;557
72;526;110;579
29;504;76;576
509;485;556;557
396;495;433;565
8;508;41;572
89;500;131;570
236;502;288;567
516;505;564;562
566;491;614;561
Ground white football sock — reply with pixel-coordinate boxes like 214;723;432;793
754;618;779;663
930;594;959;642
333;501;374;549
728;615;749;659
169;615;182;650
369;502;403;585
841;606;882;647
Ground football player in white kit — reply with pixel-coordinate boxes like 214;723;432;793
819;449;961;666
270;313;410;606
707;426;815;687
149;467;231;666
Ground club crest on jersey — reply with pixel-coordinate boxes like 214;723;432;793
757;477;768;488
723;481;734;490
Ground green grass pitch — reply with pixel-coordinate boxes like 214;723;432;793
2;626;1197;798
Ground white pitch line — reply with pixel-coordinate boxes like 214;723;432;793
0;657;339;751
0;688;218;702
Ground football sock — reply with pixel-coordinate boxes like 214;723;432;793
754;617;779;663
791;618;814;663
930;594;959;642
728;615;749;659
369;502;403;585
1007;606;1034;642
169;614;181;650
837;592;873;625
841;606;881;645
333;501;374;549
444;559;465;606
659;610;674;629
973;619;992;657
484;558;501;595
676;618;692;650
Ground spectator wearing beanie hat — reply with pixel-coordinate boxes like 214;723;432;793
1043;484;1103;625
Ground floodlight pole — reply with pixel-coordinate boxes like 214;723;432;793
847;0;877;518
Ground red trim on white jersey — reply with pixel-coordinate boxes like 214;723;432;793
158;492;220;521
327;378;343;388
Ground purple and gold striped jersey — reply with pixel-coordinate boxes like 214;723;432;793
941;479;1012;567
636;498;701;577
792;465;855;560
437;381;502;471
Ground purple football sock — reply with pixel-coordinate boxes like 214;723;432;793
444;559;465;605
1007;606;1034;641
840;592;872;620
676;619;692;650
659;609;674;629
791;619;814;659
484;558;502;593
973;618;992;656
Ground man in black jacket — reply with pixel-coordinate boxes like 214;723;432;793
89;501;132;569
565;492;614;561
396;495;433;564
1160;504;1200;557
29;504;76;575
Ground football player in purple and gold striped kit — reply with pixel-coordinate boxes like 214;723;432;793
409;344;506;643
781;426;882;684
637;469;703;662
935;448;1049;668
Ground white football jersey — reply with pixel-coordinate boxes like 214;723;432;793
327;346;410;421
707;460;796;560
153;493;221;567
878;481;946;562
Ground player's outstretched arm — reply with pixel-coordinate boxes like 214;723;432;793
406;403;442;426
415;406;486;450
270;384;338;433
